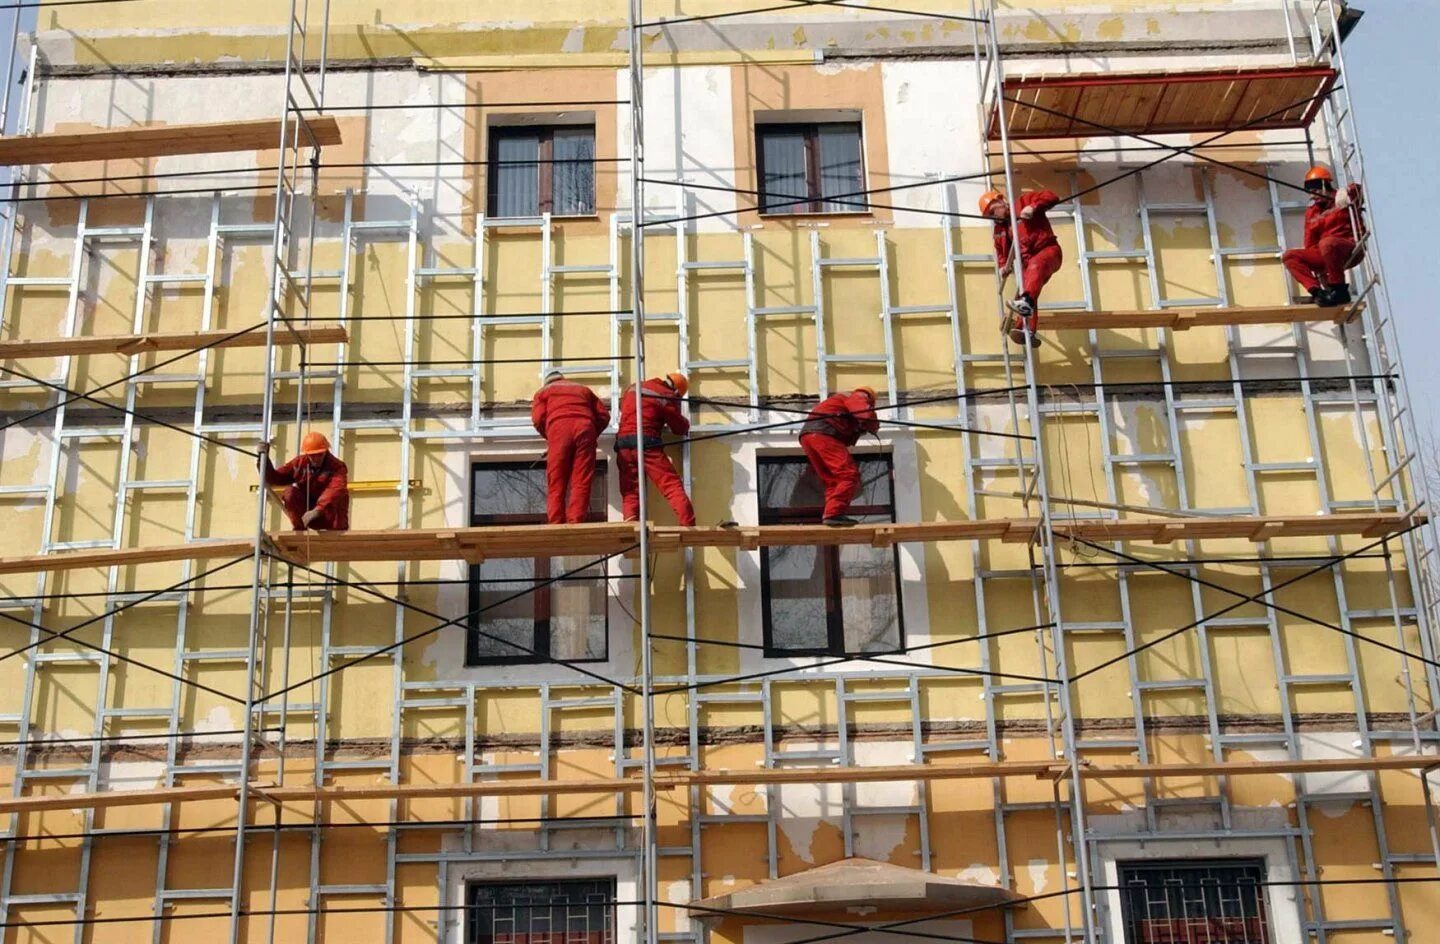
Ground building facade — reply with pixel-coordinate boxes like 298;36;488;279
0;1;1435;943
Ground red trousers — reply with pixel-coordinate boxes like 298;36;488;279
280;488;348;531
1015;243;1064;331
801;433;861;520
617;446;696;526
544;419;599;524
1283;238;1359;292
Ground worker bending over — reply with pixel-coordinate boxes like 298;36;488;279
799;386;880;527
981;187;1063;348
532;371;611;524
616;372;696;527
258;431;350;532
1283;165;1365;307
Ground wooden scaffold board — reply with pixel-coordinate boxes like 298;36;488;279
0;115;343;166
0;323;348;360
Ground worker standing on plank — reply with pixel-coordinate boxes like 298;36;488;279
981;187;1063;348
799;386;880;527
531;370;611;524
1283;165;1365;307
616;372;696;527
258;431;350;532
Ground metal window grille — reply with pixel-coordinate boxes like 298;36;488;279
487;125;597;217
756;122;864;214
466;878;617;944
1117;860;1272;944
757;453;902;655
466;461;609;664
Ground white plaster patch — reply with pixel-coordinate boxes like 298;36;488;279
100;760;166;792
1026;858;1050;894
190;705;240;743
955;863;999;886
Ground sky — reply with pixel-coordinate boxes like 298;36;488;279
1344;1;1440;435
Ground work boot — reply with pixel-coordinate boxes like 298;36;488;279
717;519;739;529
1308;286;1327;306
1006;295;1035;319
823;515;858;527
1324;283;1352;306
1028;331;1042;349
1008;327;1028;346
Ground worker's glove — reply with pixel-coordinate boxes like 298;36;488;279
301;509;321;529
256;439;270;468
1334;189;1351;210
998;263;1013;281
1019;206;1035;220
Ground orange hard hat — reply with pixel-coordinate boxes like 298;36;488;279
1304;165;1335;191
854;385;877;402
300;431;330;455
665;372;689;398
978;189;1006;217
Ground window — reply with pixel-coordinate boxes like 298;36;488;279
487;124;596;218
756;121;864;215
1118;860;1271;944
467;878;616;944
467;461;608;665
757;454;901;656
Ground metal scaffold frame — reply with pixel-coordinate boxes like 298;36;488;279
0;1;1434;943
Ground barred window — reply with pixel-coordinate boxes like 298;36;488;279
756;121;864;215
466;462;608;665
467;879;616;944
757;454;902;656
487;124;597;218
1118;860;1271;944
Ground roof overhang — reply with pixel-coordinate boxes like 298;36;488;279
989;65;1338;141
690;858;1021;920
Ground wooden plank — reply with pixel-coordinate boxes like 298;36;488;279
0;539;254;576
0;784;238;814
663;761;1059;787
1067;754;1438;780
1038;304;1350;333
0;116;343;166
0;323;347;361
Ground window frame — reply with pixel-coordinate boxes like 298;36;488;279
756;452;904;657
465;877;618;944
1116;858;1272;944
465;458;609;666
486;123;598;219
754;120;866;217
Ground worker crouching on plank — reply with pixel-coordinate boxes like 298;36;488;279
532;370;611;524
799;386;880;527
616;372;696;527
981;187;1063;348
1283;165;1365;307
257;431;350;532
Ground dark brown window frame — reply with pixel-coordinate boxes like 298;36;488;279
485;124;597;218
754;121;865;216
465;459;609;666
757;452;903;657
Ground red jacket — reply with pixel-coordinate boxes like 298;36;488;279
531;378;610;436
617;378;689;444
801;392;880;447
264;452;350;529
1303;184;1365;246
993;189;1061;263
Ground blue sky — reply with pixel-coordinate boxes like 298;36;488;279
1345;1;1440;433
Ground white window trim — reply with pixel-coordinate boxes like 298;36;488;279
731;423;931;674
444;855;636;944
422;436;635;685
1095;837;1304;944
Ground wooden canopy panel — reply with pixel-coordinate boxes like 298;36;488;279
1039;303;1356;332
0;115;343;166
990;66;1337;141
0;513;1419;576
0;323;347;360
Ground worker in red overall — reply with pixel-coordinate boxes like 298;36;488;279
616;372;695;526
799;386;880;526
1283;165;1365;307
258;431;350;531
981;188;1063;348
532;371;611;524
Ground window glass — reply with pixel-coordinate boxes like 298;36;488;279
467;462;608;664
756;122;863;215
1118;859;1271;944
757;454;900;655
488;125;597;218
467;878;616;944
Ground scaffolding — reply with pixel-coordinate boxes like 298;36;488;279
0;1;1435;943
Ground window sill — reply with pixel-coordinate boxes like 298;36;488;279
757;210;874;221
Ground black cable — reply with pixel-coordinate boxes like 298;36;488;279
641;0;983;29
650;620;1047;653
